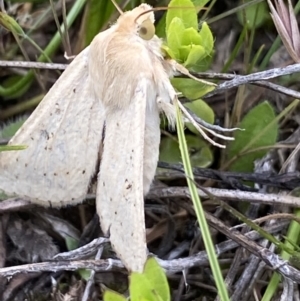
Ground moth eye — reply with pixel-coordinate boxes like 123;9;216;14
138;19;155;40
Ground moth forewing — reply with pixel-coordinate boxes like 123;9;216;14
143;101;161;195
0;47;105;205
97;78;156;272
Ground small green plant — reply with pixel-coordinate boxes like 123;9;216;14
103;257;170;301
164;0;213;70
164;0;215;96
159;0;217;169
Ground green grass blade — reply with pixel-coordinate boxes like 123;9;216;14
175;99;230;301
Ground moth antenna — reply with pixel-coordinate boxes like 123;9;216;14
111;0;123;15
135;6;202;23
135;7;168;23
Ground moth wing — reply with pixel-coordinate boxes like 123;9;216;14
97;78;150;272
0;47;105;206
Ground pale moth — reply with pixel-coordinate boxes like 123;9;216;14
0;4;229;272
0;4;178;272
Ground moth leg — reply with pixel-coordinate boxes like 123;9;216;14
157;96;176;127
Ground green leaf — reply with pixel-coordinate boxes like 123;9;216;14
156;14;167;38
190;53;214;72
166;0;197;33
0;11;25;36
78;269;91;281
82;0;125;46
237;1;268;29
167;17;185;59
104;290;127;301
0;117;27;139
193;0;210;7
2;75;32;100
198;22;214;55
178;45;190;62
130;273;159;301
184;99;214;134
181;27;201;46
157;0;210;38
227;101;278;172
161;45;176;60
184;45;206;67
171;78;215;99
83;0;108;46
160;135;213;168
65;236;79;251
143;258;170;301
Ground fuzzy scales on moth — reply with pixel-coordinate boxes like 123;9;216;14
0;4;176;272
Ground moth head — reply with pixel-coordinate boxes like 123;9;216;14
116;4;156;41
135;5;155;41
